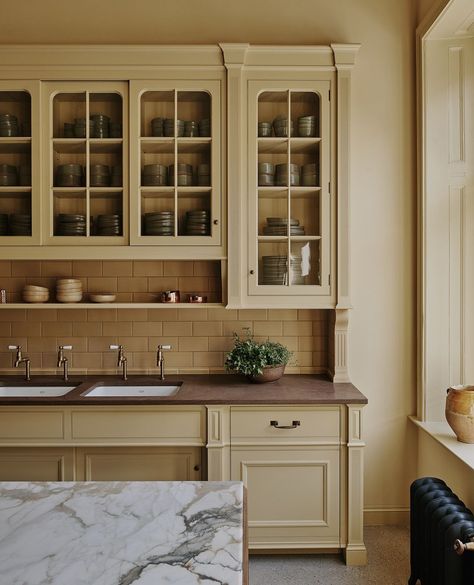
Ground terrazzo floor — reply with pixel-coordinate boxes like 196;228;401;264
250;525;409;585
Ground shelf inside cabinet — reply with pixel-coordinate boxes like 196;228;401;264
0;139;31;154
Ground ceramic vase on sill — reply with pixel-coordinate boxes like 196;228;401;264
445;385;474;444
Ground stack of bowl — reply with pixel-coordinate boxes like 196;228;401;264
263;217;305;236
0;164;17;186
261;255;287;285
273;116;294;137
95;214;122;236
197;164;210;186
275;163;300;186
184;209;210;236
184;121;199;137
258;122;273;137
199;118;210;137
22;284;49;303
169;163;193;186
56;278;83;303
19;165;31;186
0;214;7;235
110;165;122;187
0;113;19;137
109;122;122;138
258;162;275;186
63;123;75;138
56;164;84;187
151;117;164;137
90;114;110;138
301;163;318;186
9;214;31;236
142;164;167;186
90;164;110;187
290;253;305;284
56;214;86;236
164;119;184;137
143;211;174;236
74;118;93;138
297;115;317;137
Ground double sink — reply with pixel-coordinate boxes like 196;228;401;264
0;383;182;398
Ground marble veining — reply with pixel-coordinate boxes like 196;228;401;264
0;481;244;585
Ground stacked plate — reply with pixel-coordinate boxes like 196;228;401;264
0;214;7;235
22;284;49;303
74;118;93;138
258;122;272;137
95;214;121;236
142;164;167;186
0;164;17;186
56;164;84;187
298;115;317;137
273;116;294;137
169;163;193;186
56;278;82;303
261;255;288;285
56;214;86;236
90;164;110;187
164;119;184;137
143;211;174;236
199;118;210;137
151;117;164;137
90;113;110;138
258;162;275;186
184;121;199;137
0;113;19;137
290;253;305;284
197;164;210;186
275;163;300;186
301;163;318;186
9;213;31;236
263;217;305;236
184;209;210;236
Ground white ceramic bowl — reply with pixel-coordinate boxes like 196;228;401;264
89;293;116;303
56;293;82;303
23;284;49;292
56;278;82;286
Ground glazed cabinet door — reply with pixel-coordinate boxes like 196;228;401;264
129;80;223;255
231;445;340;549
0;81;41;247
41;81;128;246
75;447;202;481
247;80;334;307
0;447;74;481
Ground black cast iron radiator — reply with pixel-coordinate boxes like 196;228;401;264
409;477;474;585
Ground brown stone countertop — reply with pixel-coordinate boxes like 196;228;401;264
0;374;367;406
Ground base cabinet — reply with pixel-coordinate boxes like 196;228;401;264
0;447;74;481
231;446;340;548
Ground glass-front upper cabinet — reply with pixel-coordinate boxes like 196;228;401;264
42;81;128;245
247;80;332;301
0;81;40;245
129;80;222;251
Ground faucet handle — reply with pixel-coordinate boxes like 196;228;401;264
8;345;21;351
59;345;73;351
109;344;122;350
158;344;172;350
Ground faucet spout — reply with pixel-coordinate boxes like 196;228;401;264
156;345;172;380
8;345;31;381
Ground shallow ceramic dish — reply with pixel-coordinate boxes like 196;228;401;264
89;293;116;303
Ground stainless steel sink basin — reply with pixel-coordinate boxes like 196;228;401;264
0;386;77;397
84;385;181;397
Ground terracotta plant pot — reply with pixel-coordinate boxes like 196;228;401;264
249;364;286;384
445;385;474;443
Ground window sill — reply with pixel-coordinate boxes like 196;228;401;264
409;416;474;472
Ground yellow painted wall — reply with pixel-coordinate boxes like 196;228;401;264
2;0;425;520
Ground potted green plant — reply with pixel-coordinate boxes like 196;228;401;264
225;330;292;383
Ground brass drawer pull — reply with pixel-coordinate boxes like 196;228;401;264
270;420;301;430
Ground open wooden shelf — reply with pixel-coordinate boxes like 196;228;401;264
0;302;224;310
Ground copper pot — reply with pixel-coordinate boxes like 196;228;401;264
249;364;286;384
445;385;474;443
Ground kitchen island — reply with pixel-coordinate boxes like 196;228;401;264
0;481;246;585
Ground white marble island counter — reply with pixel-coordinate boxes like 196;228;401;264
0;481;245;585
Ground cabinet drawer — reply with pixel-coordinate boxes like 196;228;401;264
231;406;340;443
0;410;64;441
70;407;205;445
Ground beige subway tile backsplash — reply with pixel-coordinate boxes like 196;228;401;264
0;260;331;375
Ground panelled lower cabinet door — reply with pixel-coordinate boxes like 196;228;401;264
0;447;74;481
0;81;41;247
246;79;334;308
129;80;224;256
75;447;202;481
231;445;340;549
41;81;129;246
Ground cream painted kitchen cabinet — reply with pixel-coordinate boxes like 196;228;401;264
0;447;74;481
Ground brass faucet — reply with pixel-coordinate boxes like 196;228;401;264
110;344;127;380
8;345;31;381
57;345;72;381
157;344;172;380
